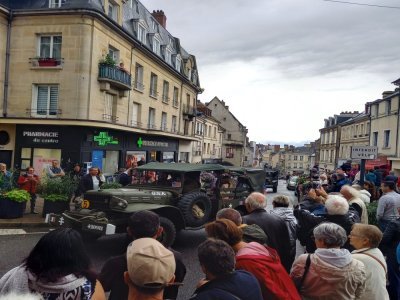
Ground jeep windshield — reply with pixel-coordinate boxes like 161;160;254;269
131;170;184;188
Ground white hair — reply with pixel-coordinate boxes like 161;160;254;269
325;195;349;215
340;185;361;200
313;222;348;248
245;192;267;210
0;293;43;300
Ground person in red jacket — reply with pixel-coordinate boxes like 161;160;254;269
205;218;301;300
17;166;40;214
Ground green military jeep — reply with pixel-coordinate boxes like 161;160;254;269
48;163;265;247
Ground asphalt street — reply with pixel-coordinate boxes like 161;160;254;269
0;180;295;300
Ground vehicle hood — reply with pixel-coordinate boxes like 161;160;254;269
85;188;174;203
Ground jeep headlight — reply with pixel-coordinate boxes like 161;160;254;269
110;197;128;209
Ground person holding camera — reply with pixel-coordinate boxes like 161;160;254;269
17;167;40;214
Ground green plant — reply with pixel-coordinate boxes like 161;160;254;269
100;182;122;190
38;176;77;202
0;171;16;192
99;54;116;66
367;201;378;226
3;189;30;203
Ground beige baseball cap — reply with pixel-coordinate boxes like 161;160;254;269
127;238;176;288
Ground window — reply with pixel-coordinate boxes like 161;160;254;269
294;156;298;161
366;122;370;135
151;19;157;31
32;85;59;117
372;105;378;118
104;93;116;122
204;126;208;137
161;112;167;130
153;37;161;56
213;127;217;139
355;125;359;137
384;130;390;148
299;156;303;161
171;116;177;133
108;46;119;63
226;147;234;158
175;56;181;72
148;108;155;129
299;163;303;169
131;102;140;127
360;124;364;135
373;132;378;147
108;1;119;21
227;133;231;140
49;0;62;8
173;87;179;107
386;100;391;115
330;150;334;163
39;35;62;59
134;64;144;91
150;73;158;98
294;163;297;168
137;24;146;44
183;120;189;135
212;144;216;155
162;81;169;103
208;126;211;137
165;49;172;65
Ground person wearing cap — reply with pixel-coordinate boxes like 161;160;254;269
99;211;186;300
190;238;263;300
124;238;176;300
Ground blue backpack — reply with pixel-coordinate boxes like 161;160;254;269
397;242;400;264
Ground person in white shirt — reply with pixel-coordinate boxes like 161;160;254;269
78;167;103;195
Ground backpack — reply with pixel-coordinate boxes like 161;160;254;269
397;242;400;264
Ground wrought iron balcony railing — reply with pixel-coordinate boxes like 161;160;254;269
98;64;132;90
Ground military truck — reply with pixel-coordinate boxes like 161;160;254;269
264;169;279;193
47;163;265;247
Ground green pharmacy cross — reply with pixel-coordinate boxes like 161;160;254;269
94;132;119;146
137;137;143;148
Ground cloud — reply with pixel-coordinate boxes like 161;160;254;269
145;0;400;142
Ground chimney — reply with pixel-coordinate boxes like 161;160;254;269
151;10;167;28
382;91;393;98
365;102;370;115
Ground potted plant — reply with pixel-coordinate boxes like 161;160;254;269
0;189;30;219
38;176;77;217
99;54;116;67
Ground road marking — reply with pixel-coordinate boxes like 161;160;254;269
0;229;27;235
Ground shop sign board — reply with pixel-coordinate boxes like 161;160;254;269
351;146;378;160
94;132;118;146
137;137;169;148
22;130;60;144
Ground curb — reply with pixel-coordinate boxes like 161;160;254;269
0;222;50;229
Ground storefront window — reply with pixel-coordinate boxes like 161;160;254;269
163;152;175;163
102;151;119;175
33;148;61;176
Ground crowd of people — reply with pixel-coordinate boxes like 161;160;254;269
1;162;400;299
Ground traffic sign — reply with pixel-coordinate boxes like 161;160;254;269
351;146;378;160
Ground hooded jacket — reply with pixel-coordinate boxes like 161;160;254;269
236;242;300;300
0;265;93;299
270;207;297;257
349;197;368;224
291;249;366;300
359;190;371;204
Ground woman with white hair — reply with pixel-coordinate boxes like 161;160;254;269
340;185;368;224
291;222;366;299
294;195;360;253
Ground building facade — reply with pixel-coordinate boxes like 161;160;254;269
284;145;314;175
206;97;248;166
0;0;202;174
368;88;400;172
338;112;370;166
319;112;359;172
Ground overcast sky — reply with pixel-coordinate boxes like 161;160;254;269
145;0;400;145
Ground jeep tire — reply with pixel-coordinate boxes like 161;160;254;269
158;217;176;248
178;192;212;227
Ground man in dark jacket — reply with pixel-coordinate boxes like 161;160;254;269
78;167;103;194
190;239;262;300
99;211;186;300
242;192;292;272
380;205;400;300
216;208;268;245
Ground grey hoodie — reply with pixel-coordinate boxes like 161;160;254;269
270;207;297;251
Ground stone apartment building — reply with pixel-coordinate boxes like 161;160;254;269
284;144;315;175
338;112;370;166
319;112;359;172
206;97;248;166
0;0;202;174
367;85;400;172
192;101;224;163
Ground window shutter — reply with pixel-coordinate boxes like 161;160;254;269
37;86;48;115
49;86;58;115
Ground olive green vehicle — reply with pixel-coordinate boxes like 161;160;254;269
48;163;265;247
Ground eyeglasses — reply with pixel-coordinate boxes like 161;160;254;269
349;233;364;238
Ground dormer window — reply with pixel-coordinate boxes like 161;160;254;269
153;37;161;56
137;24;146;44
165;49;172;65
169;37;174;47
151;19;157;31
108;1;119;22
175;56;181;72
49;0;62;8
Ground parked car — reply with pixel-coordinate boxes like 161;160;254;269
286;176;298;190
47;163;265;247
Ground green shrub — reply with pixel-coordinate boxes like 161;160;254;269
38;176;77;201
3;189;30;203
367;201;378;226
100;182;122;190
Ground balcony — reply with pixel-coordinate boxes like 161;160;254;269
98;64;132;91
172;100;179;108
162;95;170;104
183;104;196;116
26;108;62;118
30;57;64;69
148;123;157;130
226;153;234;158
150;89;159;99
131;121;143;128
103;114;119;123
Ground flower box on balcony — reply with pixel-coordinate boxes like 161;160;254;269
38;58;58;67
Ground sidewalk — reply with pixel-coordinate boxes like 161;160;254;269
0;197;49;228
